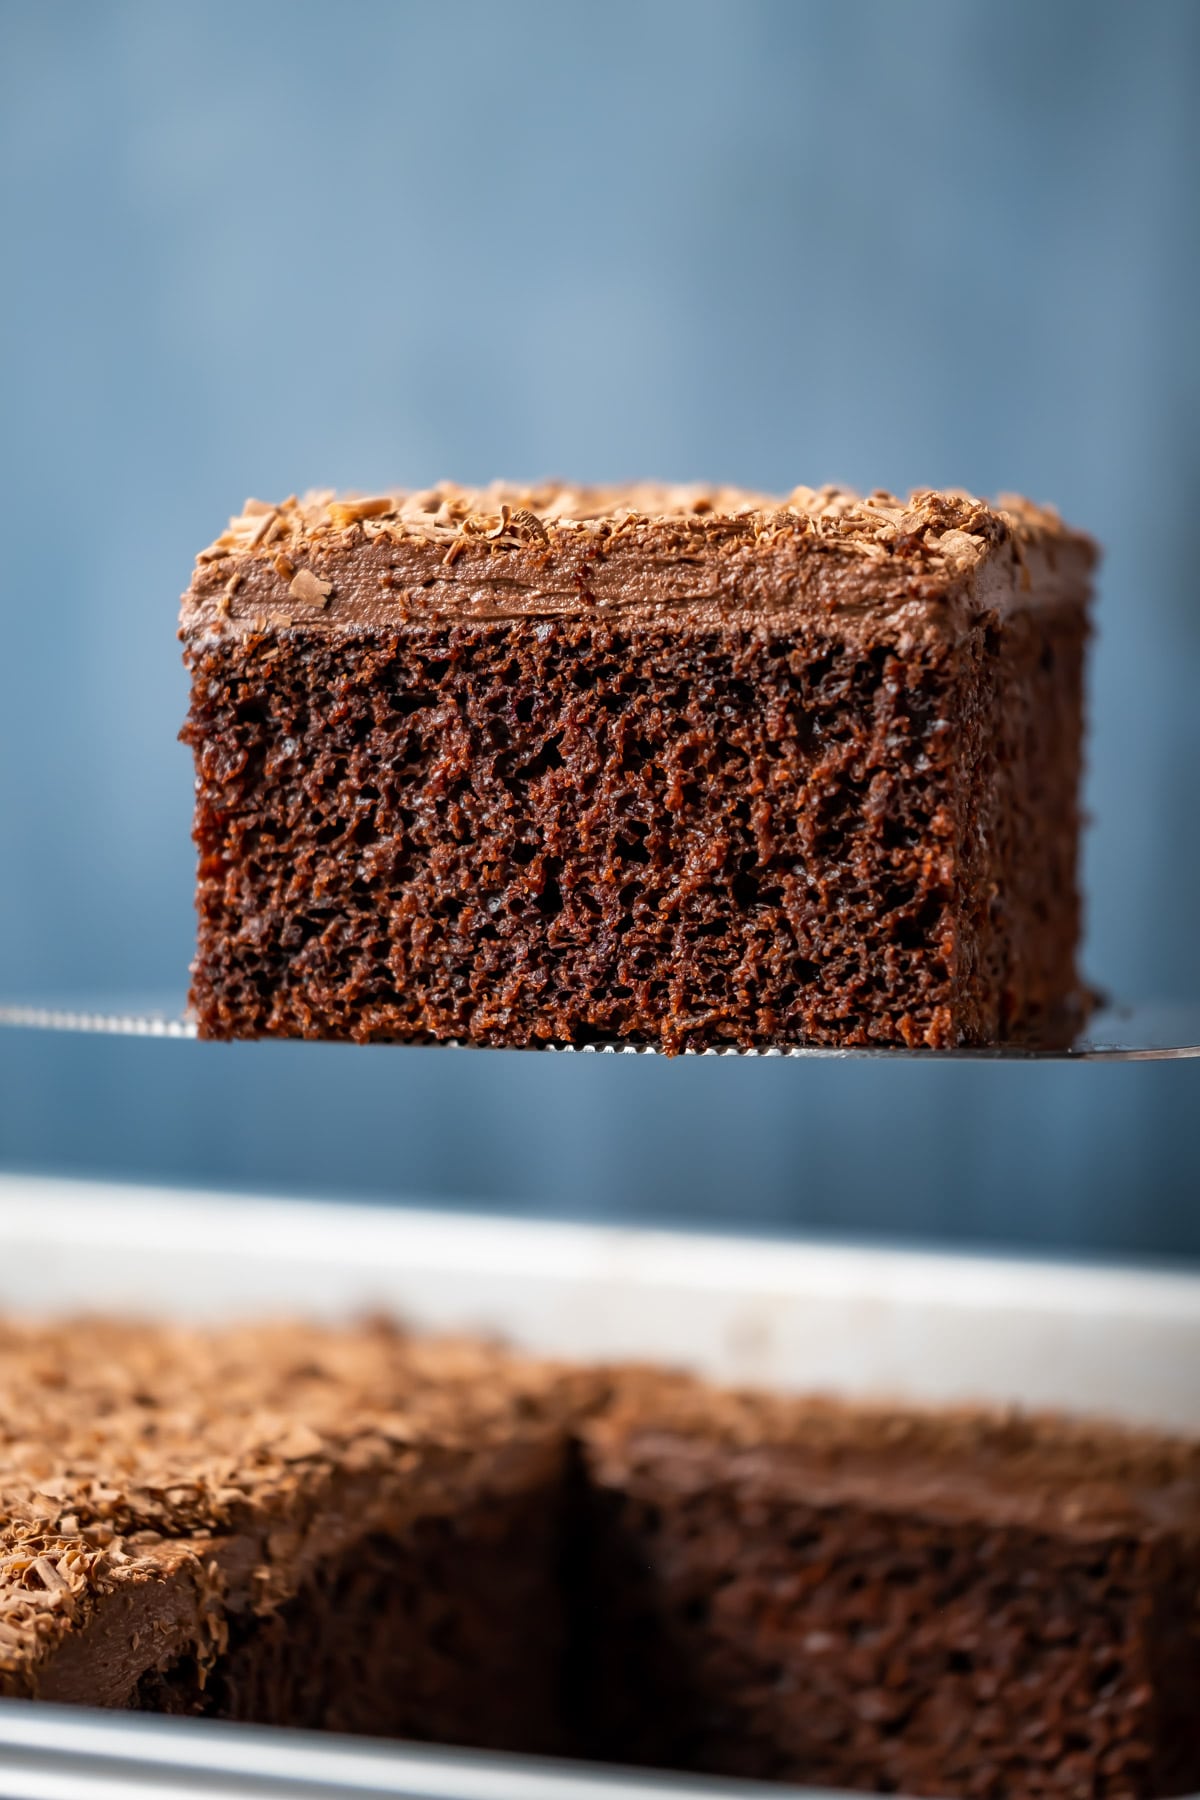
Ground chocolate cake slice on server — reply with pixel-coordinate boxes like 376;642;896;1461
180;483;1095;1051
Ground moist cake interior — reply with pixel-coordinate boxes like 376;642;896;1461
133;1501;573;1753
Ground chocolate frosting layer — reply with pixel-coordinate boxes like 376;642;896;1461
180;482;1097;641
584;1375;1200;1539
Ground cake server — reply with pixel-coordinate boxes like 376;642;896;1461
0;997;1197;1058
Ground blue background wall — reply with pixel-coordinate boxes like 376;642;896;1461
1;0;1197;1257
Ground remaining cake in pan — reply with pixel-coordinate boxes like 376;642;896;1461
0;1318;580;1750
180;482;1095;1051
578;1373;1200;1799
3;1317;1198;1798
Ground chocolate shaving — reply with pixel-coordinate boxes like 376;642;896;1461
508;507;549;543
274;1423;325;1462
328;497;396;529
288;570;333;608
30;1557;69;1594
217;573;243;618
243;511;279;549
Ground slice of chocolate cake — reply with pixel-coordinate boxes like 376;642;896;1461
0;1319;580;1750
577;1374;1200;1798
180;482;1096;1051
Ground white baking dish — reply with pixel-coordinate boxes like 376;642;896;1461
0;1173;1197;1800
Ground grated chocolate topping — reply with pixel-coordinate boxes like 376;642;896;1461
0;1318;580;1690
198;483;1091;567
182;482;1097;637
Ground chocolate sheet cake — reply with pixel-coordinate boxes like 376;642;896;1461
3;1318;1198;1797
180;482;1096;1051
0;1320;580;1749
578;1376;1200;1798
